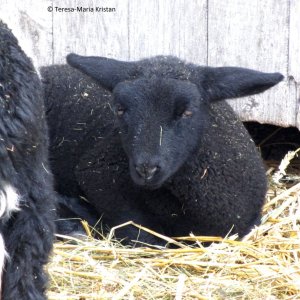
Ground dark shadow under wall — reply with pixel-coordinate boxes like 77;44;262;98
244;122;300;161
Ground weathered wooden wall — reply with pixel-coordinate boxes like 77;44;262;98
1;0;299;128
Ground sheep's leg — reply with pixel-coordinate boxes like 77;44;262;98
59;187;166;245
55;194;99;237
102;202;167;246
1;195;55;300
55;194;161;244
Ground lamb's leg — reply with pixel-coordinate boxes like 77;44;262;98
55;194;99;237
1;194;55;300
58;189;167;246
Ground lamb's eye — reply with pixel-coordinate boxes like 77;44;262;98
175;101;192;119
116;106;126;117
182;110;193;118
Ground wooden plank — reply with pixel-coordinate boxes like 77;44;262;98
52;0;129;64
290;0;300;128
289;0;300;83
0;0;53;68
1;0;297;128
208;0;295;128
128;0;208;64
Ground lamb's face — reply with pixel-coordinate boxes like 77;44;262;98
113;77;208;188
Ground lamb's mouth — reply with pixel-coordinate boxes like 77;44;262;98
130;172;163;190
129;166;164;189
139;180;163;190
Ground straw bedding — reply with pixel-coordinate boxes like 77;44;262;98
47;150;300;300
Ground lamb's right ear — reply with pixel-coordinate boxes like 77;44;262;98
66;53;140;91
191;66;284;102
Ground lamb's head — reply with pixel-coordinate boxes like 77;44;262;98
67;54;283;188
112;76;206;188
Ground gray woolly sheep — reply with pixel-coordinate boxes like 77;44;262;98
0;21;56;299
41;54;283;245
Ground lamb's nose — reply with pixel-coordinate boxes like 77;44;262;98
135;164;159;180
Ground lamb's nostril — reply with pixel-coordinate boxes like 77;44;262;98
135;164;160;180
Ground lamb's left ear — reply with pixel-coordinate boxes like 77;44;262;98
66;53;140;91
192;66;284;102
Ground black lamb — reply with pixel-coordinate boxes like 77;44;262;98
41;54;283;245
0;21;56;299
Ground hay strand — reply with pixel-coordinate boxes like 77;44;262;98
47;158;300;299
